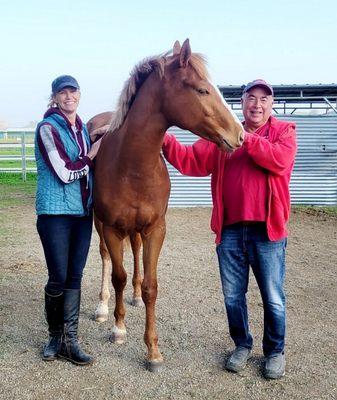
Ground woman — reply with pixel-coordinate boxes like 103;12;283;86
35;75;101;365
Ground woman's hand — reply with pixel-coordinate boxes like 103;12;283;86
87;138;102;160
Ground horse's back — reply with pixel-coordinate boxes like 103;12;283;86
87;111;114;142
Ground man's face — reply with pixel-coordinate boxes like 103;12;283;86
241;87;273;130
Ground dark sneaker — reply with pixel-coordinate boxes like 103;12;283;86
263;353;285;379
225;346;252;372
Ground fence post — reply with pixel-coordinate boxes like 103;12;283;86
21;132;27;181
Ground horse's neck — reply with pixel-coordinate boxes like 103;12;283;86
118;76;168;167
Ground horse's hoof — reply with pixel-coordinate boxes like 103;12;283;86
109;333;126;344
95;313;108;323
131;297;144;307
110;327;126;344
147;360;164;373
95;303;109;323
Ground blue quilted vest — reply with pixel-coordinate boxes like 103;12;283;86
35;111;93;216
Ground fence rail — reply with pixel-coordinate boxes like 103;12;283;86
0;130;36;180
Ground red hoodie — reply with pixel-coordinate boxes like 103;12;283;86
162;116;297;244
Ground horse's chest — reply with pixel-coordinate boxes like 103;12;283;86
95;157;170;234
106;202;164;237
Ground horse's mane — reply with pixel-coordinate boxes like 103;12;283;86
109;52;208;132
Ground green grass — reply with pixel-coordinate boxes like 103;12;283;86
0;146;35;169
0;160;36;169
0;172;37;187
0;174;36;250
0;173;37;209
0;135;34;144
0;147;34;155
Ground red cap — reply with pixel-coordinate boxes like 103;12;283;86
243;79;273;96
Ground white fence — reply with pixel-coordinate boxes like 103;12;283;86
0;129;36;181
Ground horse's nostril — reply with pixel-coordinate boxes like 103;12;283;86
239;133;244;145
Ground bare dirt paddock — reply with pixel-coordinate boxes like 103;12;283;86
0;203;336;400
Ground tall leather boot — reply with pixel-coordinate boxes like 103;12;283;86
43;289;64;361
59;289;94;366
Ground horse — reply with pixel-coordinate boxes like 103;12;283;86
87;111;144;319
90;39;244;372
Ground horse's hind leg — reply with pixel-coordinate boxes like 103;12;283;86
94;217;111;322
141;221;166;372
130;232;143;307
103;225;127;344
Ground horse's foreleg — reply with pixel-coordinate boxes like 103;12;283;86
103;225;127;344
94;240;111;322
130;232;143;307
141;221;166;372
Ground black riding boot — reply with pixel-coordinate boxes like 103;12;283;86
43;289;64;361
59;289;94;366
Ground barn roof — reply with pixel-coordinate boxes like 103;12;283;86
218;83;337;114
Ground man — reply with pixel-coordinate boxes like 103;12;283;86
162;79;297;379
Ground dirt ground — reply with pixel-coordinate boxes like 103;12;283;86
0;201;336;400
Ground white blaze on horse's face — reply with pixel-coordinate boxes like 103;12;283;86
207;82;244;151
211;83;242;126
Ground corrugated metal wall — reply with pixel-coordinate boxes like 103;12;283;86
166;114;337;206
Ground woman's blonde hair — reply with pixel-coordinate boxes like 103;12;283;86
47;94;57;109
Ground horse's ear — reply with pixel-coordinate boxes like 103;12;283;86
173;40;181;55
180;38;191;68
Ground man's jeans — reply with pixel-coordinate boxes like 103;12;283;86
216;223;287;356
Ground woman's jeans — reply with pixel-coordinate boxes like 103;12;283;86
37;214;93;293
216;223;287;357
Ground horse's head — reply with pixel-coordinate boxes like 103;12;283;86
162;39;244;151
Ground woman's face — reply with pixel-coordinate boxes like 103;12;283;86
54;87;81;116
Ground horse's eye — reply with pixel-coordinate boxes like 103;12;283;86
197;88;209;95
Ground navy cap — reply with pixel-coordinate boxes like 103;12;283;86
52;75;80;94
243;79;273;96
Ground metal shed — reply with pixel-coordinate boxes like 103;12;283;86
167;84;337;207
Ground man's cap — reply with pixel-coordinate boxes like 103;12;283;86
242;79;273;96
52;75;80;94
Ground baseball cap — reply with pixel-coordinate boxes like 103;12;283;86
52;75;80;94
243;79;273;96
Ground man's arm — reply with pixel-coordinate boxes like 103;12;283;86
162;133;214;177
244;125;297;175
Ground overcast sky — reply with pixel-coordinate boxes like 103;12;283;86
1;0;337;127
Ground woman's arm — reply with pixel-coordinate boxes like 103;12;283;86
37;123;94;183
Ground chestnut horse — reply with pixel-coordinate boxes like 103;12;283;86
91;39;244;371
87;110;144;316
